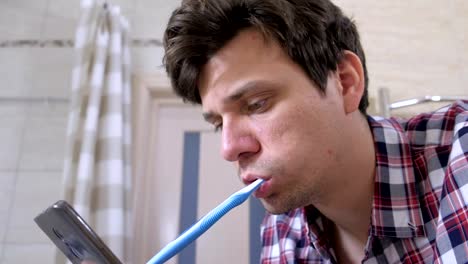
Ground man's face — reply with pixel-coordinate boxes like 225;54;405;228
199;29;349;214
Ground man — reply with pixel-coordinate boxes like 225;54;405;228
162;0;468;263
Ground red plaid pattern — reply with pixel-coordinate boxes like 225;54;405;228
260;101;468;263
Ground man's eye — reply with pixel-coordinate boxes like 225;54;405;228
213;123;222;132
247;99;267;113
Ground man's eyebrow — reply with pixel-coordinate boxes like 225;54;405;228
223;80;278;104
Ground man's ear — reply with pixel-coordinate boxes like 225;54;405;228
337;51;365;114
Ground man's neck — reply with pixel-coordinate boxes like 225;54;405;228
332;223;368;263
321;176;374;263
315;114;376;262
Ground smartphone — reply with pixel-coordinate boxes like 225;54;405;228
34;200;123;264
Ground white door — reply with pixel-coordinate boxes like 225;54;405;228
132;74;265;264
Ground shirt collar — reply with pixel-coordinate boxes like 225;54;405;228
367;116;425;238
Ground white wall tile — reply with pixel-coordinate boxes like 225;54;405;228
1;0;49;14
108;0;136;16
0;212;8;244
134;0;181;15
0;49;37;97
18;116;67;171
27;103;69;120
0;5;45;40
0;118;25;171
42;14;79;40
4;226;52;245
0;217;7;264
0;104;28;118
0;242;3;263
43;0;134;40
0;172;15;212
131;47;165;73
132;0;181;39
12;172;62;209
0;172;15;245
370;62;463;97
45;0;81;20
27;48;74;98
6;172;62;244
454;1;468;70
336;0;467;116
131;15;168;40
355;4;459;69
2;243;55;264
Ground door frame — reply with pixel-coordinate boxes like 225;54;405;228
131;72;184;263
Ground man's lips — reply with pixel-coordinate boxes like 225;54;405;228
242;174;272;199
242;174;269;185
253;179;271;199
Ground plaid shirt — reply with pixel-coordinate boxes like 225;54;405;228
260;100;468;264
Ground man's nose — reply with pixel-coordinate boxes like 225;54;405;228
221;120;260;162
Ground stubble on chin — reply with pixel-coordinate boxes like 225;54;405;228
262;178;324;215
261;192;306;215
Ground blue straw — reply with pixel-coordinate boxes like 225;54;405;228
146;178;264;264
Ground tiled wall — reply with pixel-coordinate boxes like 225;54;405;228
0;0;466;263
335;0;468;115
0;0;177;263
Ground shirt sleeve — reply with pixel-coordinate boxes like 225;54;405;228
260;208;322;263
434;107;468;263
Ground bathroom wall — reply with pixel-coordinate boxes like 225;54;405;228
0;0;466;263
335;0;468;115
0;0;177;263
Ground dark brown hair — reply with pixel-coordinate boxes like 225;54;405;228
163;0;369;114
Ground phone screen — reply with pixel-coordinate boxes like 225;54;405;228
34;200;122;264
